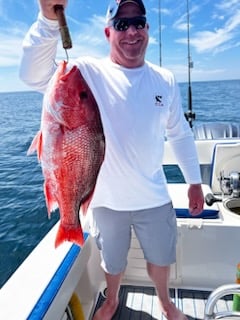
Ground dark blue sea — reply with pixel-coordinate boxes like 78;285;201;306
0;79;240;287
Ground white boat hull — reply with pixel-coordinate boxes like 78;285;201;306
1;137;240;319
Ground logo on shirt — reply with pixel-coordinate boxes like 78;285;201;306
155;95;164;107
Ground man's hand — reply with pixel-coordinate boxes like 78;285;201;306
38;0;68;20
188;184;204;216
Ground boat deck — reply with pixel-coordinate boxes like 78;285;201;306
93;285;233;320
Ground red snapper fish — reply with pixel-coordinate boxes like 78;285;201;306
28;60;105;247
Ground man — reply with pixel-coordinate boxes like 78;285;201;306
20;1;204;319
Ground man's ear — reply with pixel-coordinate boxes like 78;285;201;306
104;27;110;40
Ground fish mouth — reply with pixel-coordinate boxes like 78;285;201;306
60;65;78;81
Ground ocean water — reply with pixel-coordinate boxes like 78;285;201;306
0;79;239;287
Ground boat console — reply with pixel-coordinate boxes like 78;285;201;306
209;142;240;219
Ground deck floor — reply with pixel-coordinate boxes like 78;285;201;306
93;285;233;320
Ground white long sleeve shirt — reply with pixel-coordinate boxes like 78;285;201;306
20;13;202;210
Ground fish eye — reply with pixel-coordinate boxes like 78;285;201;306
79;91;88;100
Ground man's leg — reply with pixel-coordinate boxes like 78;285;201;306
92;272;123;320
91;208;131;320
147;262;188;320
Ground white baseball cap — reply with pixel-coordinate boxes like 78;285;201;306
106;0;146;23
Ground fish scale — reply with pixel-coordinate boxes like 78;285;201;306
28;60;105;248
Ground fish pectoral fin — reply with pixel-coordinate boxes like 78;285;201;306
55;223;84;248
81;190;95;216
44;180;58;218
27;131;43;161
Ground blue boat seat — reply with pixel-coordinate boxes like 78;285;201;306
175;208;219;219
168;184;219;219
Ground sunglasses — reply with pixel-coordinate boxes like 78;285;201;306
111;16;147;32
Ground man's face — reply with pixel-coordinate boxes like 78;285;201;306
105;3;149;68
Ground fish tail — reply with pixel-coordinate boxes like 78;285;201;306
55;223;85;248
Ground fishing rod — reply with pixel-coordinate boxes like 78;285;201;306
158;0;162;67
54;4;72;50
184;0;195;128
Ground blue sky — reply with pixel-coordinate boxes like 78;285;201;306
0;0;239;92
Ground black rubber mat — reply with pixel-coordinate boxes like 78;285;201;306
93;285;175;320
93;285;233;320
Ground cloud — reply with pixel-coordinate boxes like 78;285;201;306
176;9;240;54
216;0;240;12
191;10;240;53
149;36;158;45
173;4;201;32
165;62;231;83
0;28;27;67
0;1;37;68
0;13;107;68
188;30;232;53
57;14;108;59
151;7;171;16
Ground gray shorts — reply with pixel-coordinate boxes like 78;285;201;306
91;203;177;274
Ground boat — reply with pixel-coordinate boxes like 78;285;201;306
1;3;240;320
0;121;240;320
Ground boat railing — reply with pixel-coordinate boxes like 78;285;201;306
193;122;240;140
204;284;240;319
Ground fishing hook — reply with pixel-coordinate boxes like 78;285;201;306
54;4;72;63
